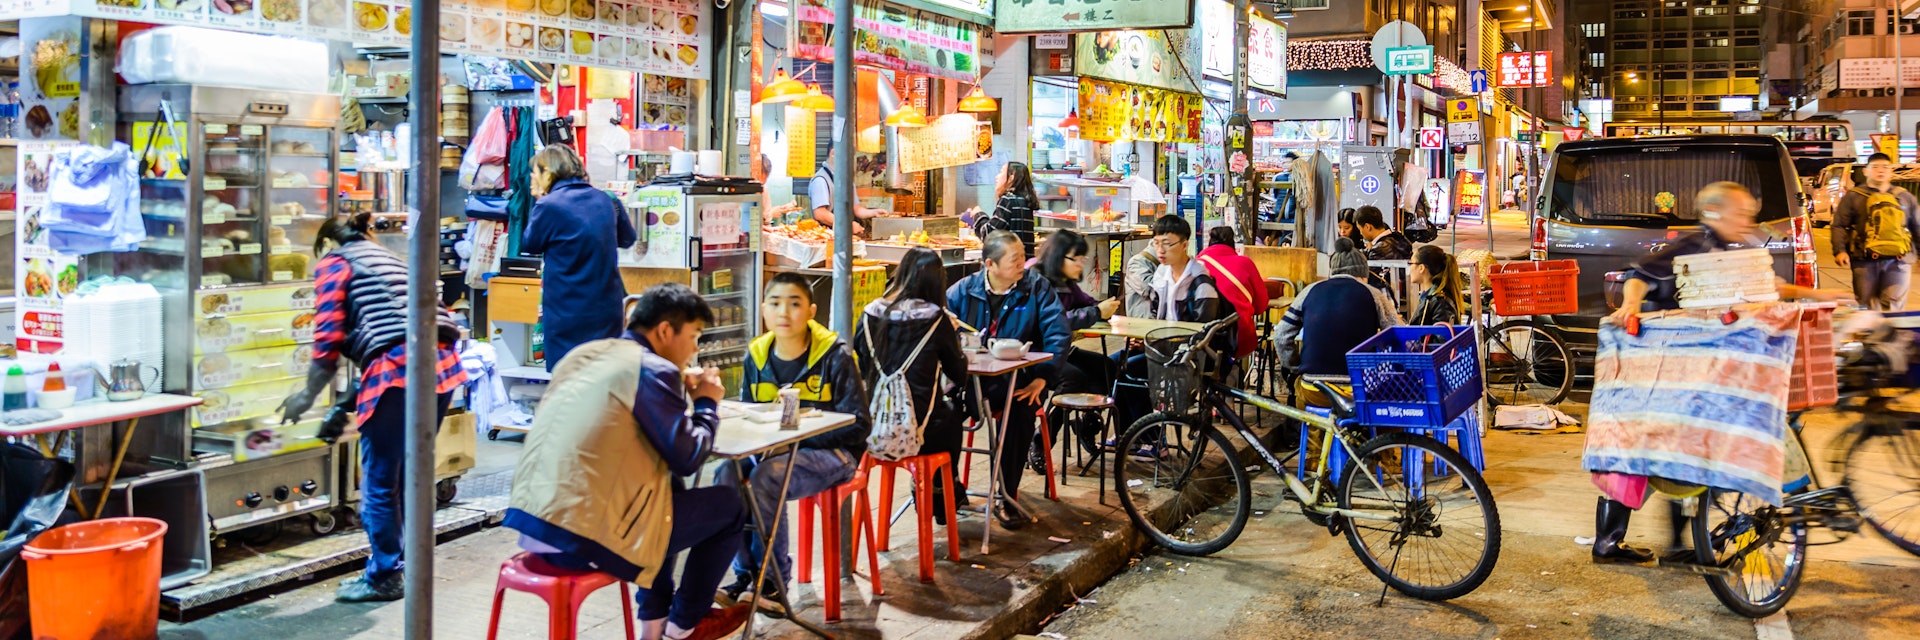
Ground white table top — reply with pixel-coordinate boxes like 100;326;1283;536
1078;316;1209;340
0;393;203;437
710;401;857;460
966;351;1054;376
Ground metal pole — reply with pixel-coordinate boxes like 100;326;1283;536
1896;0;1904;147
404;0;441;636
830;0;855;336
1233;0;1250;240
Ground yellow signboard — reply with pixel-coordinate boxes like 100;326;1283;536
1447;98;1479;123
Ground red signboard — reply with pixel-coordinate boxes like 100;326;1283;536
1454;169;1486;223
1497;52;1552;88
1562;128;1586;142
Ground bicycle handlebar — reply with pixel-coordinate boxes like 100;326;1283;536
1167;317;1239;367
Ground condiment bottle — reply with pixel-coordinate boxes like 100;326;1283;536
2;364;27;411
43;363;65;392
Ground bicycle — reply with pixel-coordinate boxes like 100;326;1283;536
1112;319;1503;602
1681;334;1920;617
1477;291;1576;407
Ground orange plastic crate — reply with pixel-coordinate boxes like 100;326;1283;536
1788;303;1838;411
1488;260;1581;316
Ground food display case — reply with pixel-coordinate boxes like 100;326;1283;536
1033;176;1138;230
117;84;344;534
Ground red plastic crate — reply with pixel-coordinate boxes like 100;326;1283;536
1488;260;1581;316
1788;303;1838;411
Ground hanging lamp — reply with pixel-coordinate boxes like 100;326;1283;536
1058;109;1080;131
794;83;835;112
957;85;998;113
758;68;808;105
885;105;929;128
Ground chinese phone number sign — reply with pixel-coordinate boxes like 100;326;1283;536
997;0;1193;34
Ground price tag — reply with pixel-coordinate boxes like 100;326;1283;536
271;215;293;225
712;269;733;291
205;123;229;135
271;270;295;281
47;82;79;98
203;244;226;258
205;177;227;191
237;243;262;255
240;125;264;136
272;176;295;188
204;210;226;224
271;244;294;254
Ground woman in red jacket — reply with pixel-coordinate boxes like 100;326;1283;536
1195;226;1268;359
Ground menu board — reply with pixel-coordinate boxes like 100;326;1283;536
14;141;82;354
1075;77;1201;144
793;0;982;83
897;113;989;174
0;0;711;79
1073;28;1200;93
639;73;692;128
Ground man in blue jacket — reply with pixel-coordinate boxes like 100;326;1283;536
948;231;1072;530
719;272;871;612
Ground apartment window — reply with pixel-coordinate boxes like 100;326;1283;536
1694;7;1729;16
1735;36;1759;46
1849;10;1877;36
1662;38;1689;49
1695;70;1730;78
1616;41;1648;50
1285;0;1330;7
1695;37;1731;47
1583;23;1607;38
1617;9;1649;18
1738;5;1759;14
1590;52;1606;67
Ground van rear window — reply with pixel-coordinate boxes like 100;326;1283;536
1545;145;1793;229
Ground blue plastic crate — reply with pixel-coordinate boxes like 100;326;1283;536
1345;326;1482;429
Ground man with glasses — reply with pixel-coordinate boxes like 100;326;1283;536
1113;216;1227;456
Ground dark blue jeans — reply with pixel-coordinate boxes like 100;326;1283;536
719;448;858;587
358;387;452;580
546;485;746;628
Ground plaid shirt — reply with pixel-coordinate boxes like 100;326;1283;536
313;255;468;429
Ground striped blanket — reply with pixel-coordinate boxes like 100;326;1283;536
1583;303;1801;506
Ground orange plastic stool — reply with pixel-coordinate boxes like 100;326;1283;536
485;551;636;640
961;407;1058;501
794;472;884;623
863;452;961;583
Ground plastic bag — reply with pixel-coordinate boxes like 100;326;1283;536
459;107;510;191
0;445;75;639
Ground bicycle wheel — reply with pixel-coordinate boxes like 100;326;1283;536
1481;319;1573;406
1843;425;1920;555
1113;411;1252;556
1336;431;1502;601
1692;488;1808;618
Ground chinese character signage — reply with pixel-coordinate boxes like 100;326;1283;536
0;0;713;79
1497;51;1551;88
898;113;991;173
795;0;982;82
997;0;1193;35
1454;169;1485;223
1197;0;1285;96
1075;77;1201;144
919;0;993;21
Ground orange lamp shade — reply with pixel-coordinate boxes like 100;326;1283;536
794;83;835;112
957;86;997;113
885;105;929;128
758;68;808;105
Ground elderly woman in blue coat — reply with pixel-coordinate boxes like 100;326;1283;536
521;144;638;369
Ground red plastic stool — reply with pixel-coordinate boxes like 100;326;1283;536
485;551;635;640
862;452;961;583
961;407;1058;501
794;471;884;623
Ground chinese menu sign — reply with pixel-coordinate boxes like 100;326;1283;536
1497;51;1551;88
0;0;712;79
897;113;990;174
14;141;81;354
1075;77;1201;144
997;0;1192;34
794;0;982;82
1197;0;1285;96
1075;28;1200;93
1454;169;1485;223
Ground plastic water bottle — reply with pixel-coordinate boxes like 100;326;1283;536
0;83;18;139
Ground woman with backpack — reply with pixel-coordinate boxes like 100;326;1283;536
853;247;973;520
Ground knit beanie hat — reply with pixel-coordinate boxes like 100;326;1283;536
1330;237;1368;277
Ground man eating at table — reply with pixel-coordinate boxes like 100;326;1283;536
502;283;750;640
717;272;871;614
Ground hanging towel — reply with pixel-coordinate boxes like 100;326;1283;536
1583;303;1800;506
505;106;538;257
43;142;144;254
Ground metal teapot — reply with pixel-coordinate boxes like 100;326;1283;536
95;358;160;402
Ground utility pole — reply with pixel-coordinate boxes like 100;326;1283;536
1895;0;1904;148
402;0;441;635
1231;0;1255;241
830;0;855;335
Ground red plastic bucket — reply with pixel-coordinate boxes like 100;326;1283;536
23;517;168;640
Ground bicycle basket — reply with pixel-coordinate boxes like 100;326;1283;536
1145;326;1203;415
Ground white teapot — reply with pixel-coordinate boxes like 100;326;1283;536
988;339;1030;360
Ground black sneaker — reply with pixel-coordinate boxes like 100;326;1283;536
336;572;404;602
742;582;789;618
994;498;1031;531
1027;441;1049;476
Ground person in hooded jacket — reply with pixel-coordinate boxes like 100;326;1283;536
521;144;638;369
948;231;1073;530
853;247;972;519
718;272;870;611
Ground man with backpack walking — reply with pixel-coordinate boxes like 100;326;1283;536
1834;152;1920;310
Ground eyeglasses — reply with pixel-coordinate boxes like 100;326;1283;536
1153;238;1187;250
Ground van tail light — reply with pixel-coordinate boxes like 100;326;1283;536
1791;214;1817;288
1529;215;1549;261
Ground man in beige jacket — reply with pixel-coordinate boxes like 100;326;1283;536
504;284;748;640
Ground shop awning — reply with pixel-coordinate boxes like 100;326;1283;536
0;0;714;80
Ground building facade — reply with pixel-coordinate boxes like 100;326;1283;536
1597;0;1770;121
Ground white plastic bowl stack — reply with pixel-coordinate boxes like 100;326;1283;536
1675;248;1779;308
68;283;166;392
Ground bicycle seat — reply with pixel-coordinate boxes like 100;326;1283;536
1306;379;1357;422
